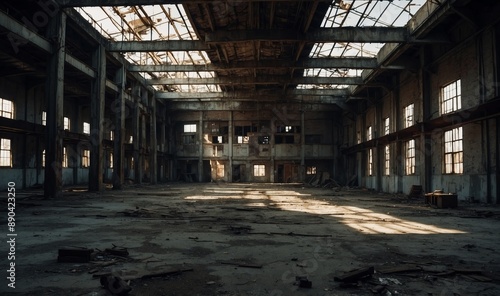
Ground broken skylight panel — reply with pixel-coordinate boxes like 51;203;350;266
77;4;211;93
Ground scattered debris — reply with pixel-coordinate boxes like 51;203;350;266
379;277;402;285
219;261;262;269
105;245;129;257
425;191;458;208
100;275;132;295
58;247;94;263
371;285;386;294
295;276;312;288
377;264;421;274
139;268;193;280
334;266;374;283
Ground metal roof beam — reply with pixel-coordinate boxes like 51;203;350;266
147;76;363;85
56;0;332;7
129;57;379;72
205;27;408;43
108;40;210;52
156;89;349;100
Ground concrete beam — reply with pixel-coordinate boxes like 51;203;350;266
129;57;379;72
65;55;96;78
147;76;363;85
156;89;349;100
57;0;332;6
110;27;407;53
205;27;408;43
0;8;124;95
166;101;341;111
108;40;210;52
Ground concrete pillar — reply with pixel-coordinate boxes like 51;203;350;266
44;12;66;199
375;103;382;191
88;45;106;192
160;116;166;153
270;116;275;183
360;114;366;187
133;103;141;184
496;118;500;204
228;111;233;182
160;115;166;181
420;46;432;193
168;116;175;180
141;106;146;181
198;111;203;182
150;94;157;184
300;110;306;182
393;77;403;193
112;65;126;190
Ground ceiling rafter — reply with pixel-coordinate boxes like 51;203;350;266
74;0;431;103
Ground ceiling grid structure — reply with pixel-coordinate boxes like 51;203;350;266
70;0;430;105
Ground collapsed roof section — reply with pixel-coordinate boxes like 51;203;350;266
76;0;428;102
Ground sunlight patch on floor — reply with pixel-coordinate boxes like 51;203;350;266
185;188;466;235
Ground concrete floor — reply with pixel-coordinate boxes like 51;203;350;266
2;183;500;295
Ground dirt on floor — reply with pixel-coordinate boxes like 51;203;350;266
1;182;500;296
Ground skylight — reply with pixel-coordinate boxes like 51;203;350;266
306;0;427;89
77;4;219;93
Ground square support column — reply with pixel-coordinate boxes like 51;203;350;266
149;94;157;184
300;110;306;181
88;45;106;191
228;111;233;182
112;65;126;190
44;12;66;199
198;111;203;182
420;46;433;193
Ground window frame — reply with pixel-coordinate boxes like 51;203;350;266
0;98;14;119
63;117;71;131
62;147;68;168
441;79;462;115
0;138;12;167
384;145;390;175
443;127;463;174
83;122;90;135
183;124;196;133
367;148;373;176
306;166;317;175
253;164;266;177
404;104;414;128
82;149;90;168
384;117;390;135
405;139;416;175
42;111;47;126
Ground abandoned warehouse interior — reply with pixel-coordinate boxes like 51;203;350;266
1;0;500;295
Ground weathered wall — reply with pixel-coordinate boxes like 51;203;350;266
170;108;339;183
345;19;499;203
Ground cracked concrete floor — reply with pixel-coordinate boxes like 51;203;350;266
2;183;500;295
